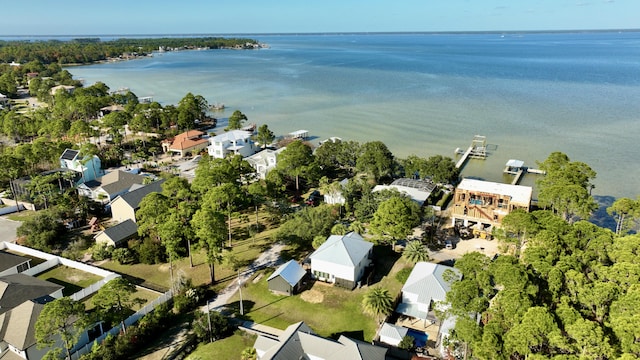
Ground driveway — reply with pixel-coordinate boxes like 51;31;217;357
203;242;285;312
0;217;21;243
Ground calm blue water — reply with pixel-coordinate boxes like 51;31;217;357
67;32;640;199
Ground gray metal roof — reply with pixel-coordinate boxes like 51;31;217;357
0;252;30;273
309;232;372;267
267;260;306;287
379;323;408;342
391;178;436;193
402;262;461;306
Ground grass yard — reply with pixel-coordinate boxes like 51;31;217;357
226;248;407;342
185;330;256;360
36;265;103;296
6;210;37;222
100;224;280;293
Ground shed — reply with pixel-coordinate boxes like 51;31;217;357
94;219;138;247
267;260;306;296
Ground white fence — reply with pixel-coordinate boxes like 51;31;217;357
69;289;174;360
1;241;120;300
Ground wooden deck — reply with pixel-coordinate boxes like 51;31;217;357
455;146;473;169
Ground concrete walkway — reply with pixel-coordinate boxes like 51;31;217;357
0;217;21;243
202;242;285;312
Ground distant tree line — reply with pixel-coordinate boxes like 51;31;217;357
0;37;259;64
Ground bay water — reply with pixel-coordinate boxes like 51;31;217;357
68;32;640;200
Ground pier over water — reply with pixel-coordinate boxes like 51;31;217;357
455;135;487;170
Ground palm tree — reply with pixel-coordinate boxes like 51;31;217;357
403;240;430;264
362;286;394;323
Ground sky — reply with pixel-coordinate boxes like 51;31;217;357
0;0;638;36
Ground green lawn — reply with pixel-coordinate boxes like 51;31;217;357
225;247;407;342
36;265;103;296
100;224;280;293
186;330;256;360
6;210;37;222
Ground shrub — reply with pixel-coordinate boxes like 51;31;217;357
92;242;114;261
112;248;136;264
395;267;412;284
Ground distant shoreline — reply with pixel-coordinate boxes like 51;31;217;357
2;28;640;40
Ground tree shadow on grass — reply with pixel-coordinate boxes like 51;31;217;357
43;278;82;296
367;245;401;286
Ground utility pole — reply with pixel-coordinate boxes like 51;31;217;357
207;300;212;343
238;269;244;315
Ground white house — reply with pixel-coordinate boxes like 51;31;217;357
245;148;286;179
0;252;31;277
59;149;104;184
378;323;409;347
207;130;257;159
397;261;461;325
309;232;373;289
323;178;349;205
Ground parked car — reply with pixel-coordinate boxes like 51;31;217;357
306;190;321;206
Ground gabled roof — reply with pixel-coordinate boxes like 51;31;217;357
379;323;408;343
0;252;30;273
99;170;146;196
210;130;252;143
174;130;204;141
309;232;372;267
267;260;305;287
170;137;209;151
96;219;138;246
0;274;63;314
111;179;165;210
402;262;461;305
0;299;50;350
60;148;80;161
255;321;387;360
245;148;286;167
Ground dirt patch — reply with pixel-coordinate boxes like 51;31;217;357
66;275;82;282
300;289;324;303
158;264;170;273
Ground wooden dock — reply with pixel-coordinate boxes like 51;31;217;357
511;169;525;185
455;135;487;170
503;159;546;185
455;146;474;169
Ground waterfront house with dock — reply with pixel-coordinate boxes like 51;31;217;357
451;178;532;230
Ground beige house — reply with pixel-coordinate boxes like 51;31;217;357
77;170;146;203
451;178;532;229
109;179;165;223
94;219;138;248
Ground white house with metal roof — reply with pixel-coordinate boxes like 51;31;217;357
245;147;286;179
397;262;461;324
207;130;257;159
309;232;373;289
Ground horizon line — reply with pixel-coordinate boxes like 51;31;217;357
1;28;640;38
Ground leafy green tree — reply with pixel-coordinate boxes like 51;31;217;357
227;110;248;130
254;124;275;148
0;153;26;211
537;152;597;222
92;277;138;330
398;335;415;351
17;208;65;251
277;205;338;246
202;183;243;247
607;197;640;236
403;240;430;264
504;306;562;358
495;209;539;257
192;310;230;342
331;223;348;235
369;196;421;247
177;92;207;130
314;139;361;176
162;176;198;267
361;286;394;323
422;155;459;184
192;207;226;283
275;140;318;191
192;154;251;193
35;297;88;360
356;141;394;181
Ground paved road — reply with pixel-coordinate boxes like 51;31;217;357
0;217;21;243
202;242;285;312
